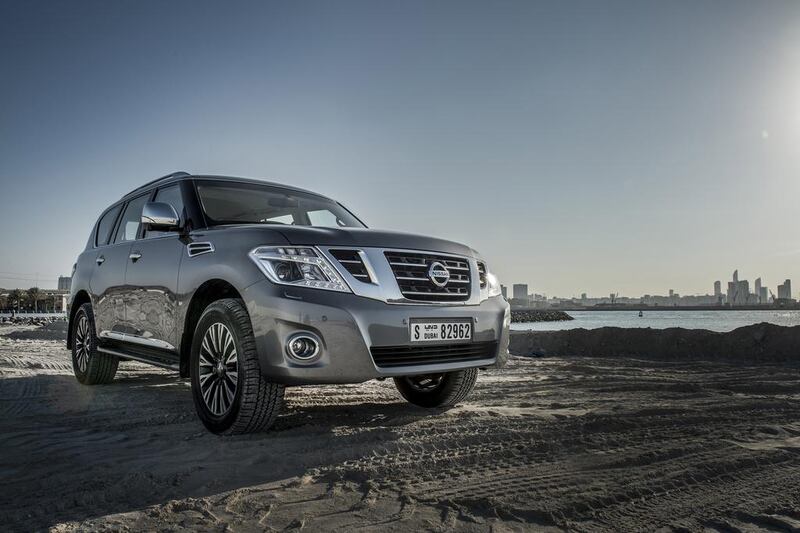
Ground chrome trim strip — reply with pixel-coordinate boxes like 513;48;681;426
402;291;467;297
396;276;470;284
99;330;176;351
388;261;469;271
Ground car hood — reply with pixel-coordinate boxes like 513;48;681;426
273;226;478;258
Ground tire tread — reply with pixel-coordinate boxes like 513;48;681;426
194;298;284;435
74;303;118;385
394;367;478;408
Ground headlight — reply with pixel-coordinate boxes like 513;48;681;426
249;246;351;293
487;271;502;298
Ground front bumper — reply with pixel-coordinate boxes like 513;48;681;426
242;280;510;385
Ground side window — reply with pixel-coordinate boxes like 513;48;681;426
145;184;185;238
113;194;150;243
265;213;294;225
307;209;346;228
95;204;122;247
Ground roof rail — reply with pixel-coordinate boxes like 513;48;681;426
129;171;191;195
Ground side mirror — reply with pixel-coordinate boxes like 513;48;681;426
142;202;180;230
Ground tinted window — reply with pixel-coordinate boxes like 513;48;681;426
95;204;122;247
114;194;150;243
308;209;342;227
145;184;185;238
196;181;364;228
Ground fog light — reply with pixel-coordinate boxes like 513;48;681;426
286;333;320;361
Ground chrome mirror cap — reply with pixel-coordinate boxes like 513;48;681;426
141;202;179;229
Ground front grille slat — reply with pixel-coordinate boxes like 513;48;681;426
371;341;497;368
385;251;472;302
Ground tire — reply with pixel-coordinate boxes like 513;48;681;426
190;298;284;435
393;368;478;408
71;303;118;385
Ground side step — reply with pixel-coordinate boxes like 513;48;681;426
98;344;181;371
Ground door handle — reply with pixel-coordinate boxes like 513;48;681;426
96;256;105;265
129;252;142;262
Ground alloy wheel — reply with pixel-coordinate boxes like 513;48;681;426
198;322;239;416
74;314;90;372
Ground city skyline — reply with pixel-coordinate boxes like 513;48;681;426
2;2;800;295
503;269;795;303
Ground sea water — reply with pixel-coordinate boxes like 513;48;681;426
511;310;800;332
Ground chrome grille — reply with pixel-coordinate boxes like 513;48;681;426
384;251;471;302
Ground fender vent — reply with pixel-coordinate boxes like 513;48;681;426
330;249;373;283
187;242;214;257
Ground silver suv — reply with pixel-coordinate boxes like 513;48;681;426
67;172;510;434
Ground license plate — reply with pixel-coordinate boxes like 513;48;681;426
410;320;473;343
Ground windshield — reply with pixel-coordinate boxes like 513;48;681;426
196;181;365;228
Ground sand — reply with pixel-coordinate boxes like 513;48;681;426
1;323;799;531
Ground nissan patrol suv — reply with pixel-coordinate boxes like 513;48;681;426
67;172;510;434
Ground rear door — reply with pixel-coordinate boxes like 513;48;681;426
123;184;186;352
90;201;133;339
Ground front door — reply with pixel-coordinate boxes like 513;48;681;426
123;184;186;352
124;234;184;351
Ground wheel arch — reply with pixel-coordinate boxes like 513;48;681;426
66;290;92;349
180;279;244;378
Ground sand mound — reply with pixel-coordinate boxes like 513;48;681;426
510;322;800;364
3;320;69;342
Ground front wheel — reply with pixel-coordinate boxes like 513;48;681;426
394;368;478;408
190;298;284;435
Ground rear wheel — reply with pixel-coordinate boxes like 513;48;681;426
190;298;284;435
394;368;478;408
71;303;118;385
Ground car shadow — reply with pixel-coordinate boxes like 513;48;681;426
0;371;438;530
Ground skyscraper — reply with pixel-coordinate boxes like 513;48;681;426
714;280;721;297
759;287;768;304
755;278;762;303
737;280;750;305
512;284;528;301
777;279;793;300
727;281;736;306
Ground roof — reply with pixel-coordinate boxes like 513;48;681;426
119;172;331;202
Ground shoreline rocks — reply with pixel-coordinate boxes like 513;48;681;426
509;322;800;364
0;315;66;326
511;309;574;323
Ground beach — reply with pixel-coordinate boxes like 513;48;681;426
2;322;800;531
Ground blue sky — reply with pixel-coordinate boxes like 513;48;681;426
1;0;799;297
